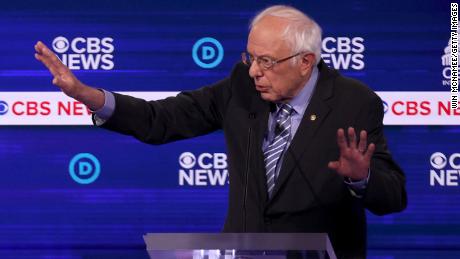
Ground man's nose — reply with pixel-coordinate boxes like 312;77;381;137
248;61;263;78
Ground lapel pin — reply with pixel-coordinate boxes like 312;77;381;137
310;114;317;121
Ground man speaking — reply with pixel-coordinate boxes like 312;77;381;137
35;5;407;258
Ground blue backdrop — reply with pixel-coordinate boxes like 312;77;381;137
0;0;458;258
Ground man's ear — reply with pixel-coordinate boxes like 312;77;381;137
300;53;316;76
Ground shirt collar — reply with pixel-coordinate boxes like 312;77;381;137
276;65;319;116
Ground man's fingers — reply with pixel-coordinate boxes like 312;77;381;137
336;128;348;153
35;41;71;79
348;127;357;149
35;41;44;54
52;77;60;85
46;49;70;76
35;41;66;69
36;41;51;56
34;43;41;54
358;130;367;153
52;76;68;88
35;41;54;58
35;53;60;77
42;46;63;67
328;161;340;171
364;143;375;160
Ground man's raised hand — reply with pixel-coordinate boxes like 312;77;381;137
34;41;104;110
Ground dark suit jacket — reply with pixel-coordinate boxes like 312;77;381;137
97;61;407;258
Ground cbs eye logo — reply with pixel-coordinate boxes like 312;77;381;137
382;101;389;114
430;152;447;169
0;101;9;115
179;152;196;169
52;36;70;53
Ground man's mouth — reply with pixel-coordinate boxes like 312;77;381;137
256;85;268;92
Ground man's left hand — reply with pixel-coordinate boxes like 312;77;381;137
328;127;375;181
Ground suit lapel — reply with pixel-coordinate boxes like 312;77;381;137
269;61;337;201
248;89;271;205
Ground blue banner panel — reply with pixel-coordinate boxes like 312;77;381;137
0;0;458;258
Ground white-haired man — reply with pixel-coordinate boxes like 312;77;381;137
35;5;406;258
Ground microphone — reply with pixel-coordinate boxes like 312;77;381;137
242;112;256;232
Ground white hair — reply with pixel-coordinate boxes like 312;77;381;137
250;5;322;65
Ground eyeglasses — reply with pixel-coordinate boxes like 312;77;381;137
241;52;304;70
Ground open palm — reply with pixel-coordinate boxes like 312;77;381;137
328;127;375;181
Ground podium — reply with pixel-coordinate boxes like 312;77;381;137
143;233;337;259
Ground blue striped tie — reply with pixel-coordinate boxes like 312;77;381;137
264;103;293;198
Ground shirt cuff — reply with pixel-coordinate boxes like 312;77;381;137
344;169;370;198
92;89;115;126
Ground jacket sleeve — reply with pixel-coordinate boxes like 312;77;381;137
94;76;232;145
360;94;407;215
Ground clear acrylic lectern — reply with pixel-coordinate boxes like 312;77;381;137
143;233;336;259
